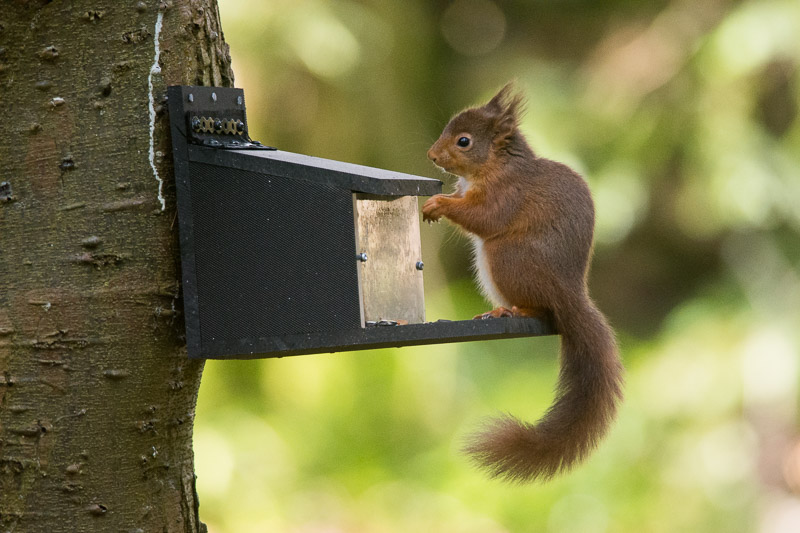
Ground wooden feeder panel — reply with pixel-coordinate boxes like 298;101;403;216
355;194;425;325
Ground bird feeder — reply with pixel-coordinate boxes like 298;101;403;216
167;85;553;359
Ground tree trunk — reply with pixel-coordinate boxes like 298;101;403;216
0;1;232;531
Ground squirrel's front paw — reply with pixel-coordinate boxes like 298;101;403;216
422;195;446;222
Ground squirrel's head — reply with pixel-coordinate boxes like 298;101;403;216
427;82;527;179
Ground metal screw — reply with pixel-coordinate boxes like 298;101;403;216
236;120;245;133
190;116;201;131
187;93;194;103
237;96;243;105
415;261;424;271
213;119;222;131
357;253;368;262
211;92;217;102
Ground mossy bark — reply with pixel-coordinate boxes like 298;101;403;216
0;1;232;531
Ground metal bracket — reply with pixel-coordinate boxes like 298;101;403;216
180;86;275;150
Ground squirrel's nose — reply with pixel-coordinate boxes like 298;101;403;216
427;149;437;162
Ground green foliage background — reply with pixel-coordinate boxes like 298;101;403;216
195;1;800;531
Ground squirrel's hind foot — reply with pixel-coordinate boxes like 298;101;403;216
474;306;545;320
474;307;515;320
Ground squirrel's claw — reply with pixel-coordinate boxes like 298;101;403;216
422;195;445;223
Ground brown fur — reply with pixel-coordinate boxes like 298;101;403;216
423;83;624;483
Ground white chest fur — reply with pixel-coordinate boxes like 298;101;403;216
456;178;509;308
470;235;509;308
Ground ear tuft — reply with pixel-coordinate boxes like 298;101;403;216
483;81;526;144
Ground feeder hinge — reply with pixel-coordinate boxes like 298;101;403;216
187;114;276;150
178;86;276;150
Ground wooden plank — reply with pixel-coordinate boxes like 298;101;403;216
354;195;425;324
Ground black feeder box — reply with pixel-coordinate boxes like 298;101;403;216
167;85;554;359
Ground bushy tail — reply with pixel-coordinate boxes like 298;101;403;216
464;295;624;482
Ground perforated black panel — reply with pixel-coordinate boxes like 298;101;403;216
187;162;361;351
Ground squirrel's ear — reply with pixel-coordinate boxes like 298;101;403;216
484;82;525;141
484;82;516;115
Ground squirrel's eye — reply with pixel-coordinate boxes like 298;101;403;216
457;136;471;147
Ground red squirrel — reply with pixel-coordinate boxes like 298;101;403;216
422;83;624;482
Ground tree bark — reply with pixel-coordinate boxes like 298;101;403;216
0;1;232;531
